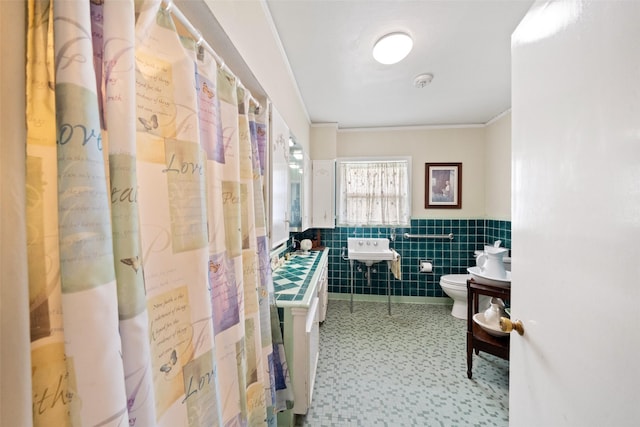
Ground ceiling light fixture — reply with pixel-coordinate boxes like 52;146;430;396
372;32;413;65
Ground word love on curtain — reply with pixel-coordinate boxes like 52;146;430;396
24;0;291;426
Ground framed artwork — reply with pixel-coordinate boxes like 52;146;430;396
425;163;462;208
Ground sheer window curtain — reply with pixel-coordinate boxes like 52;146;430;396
337;160;410;226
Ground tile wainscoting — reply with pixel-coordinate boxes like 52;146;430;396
292;219;511;299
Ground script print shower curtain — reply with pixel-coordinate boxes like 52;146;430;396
134;2;223;425
237;86;268;425
248;100;294;420
26;1;79;425
101;1;157;424
24;0;288;425
27;0;130;425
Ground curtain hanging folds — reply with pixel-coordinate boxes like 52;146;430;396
25;0;289;426
158;0;262;110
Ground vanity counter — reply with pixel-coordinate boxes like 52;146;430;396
273;248;329;308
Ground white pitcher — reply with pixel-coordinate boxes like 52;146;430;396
476;246;508;278
483;297;507;326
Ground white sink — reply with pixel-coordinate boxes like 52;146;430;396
347;237;394;266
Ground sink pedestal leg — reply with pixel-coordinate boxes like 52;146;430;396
349;259;354;313
387;269;391;315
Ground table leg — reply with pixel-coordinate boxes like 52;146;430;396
466;331;473;379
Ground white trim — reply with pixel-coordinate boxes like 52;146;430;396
259;0;311;124
336;156;411;163
337;123;485;132
328;112;512;132
311;122;339;128
485;108;511;126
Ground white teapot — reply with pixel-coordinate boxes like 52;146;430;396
476;245;509;279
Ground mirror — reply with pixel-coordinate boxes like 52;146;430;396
269;107;290;248
289;135;304;231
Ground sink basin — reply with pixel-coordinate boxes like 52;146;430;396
347;237;394;266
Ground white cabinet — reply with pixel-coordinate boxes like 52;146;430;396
289;297;319;414
317;260;328;323
311;159;335;228
270;107;290;247
278;249;329;416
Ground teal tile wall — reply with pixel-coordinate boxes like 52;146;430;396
484;219;512;248
291;219;511;299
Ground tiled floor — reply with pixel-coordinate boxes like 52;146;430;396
295;299;509;427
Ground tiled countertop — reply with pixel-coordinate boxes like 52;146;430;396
272;248;329;308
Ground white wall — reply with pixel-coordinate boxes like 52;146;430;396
337;126;487;219
0;1;32;426
484;111;512;220
310;123;338;160
204;0;513;221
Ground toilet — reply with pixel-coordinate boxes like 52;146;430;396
439;274;481;319
440;256;511;319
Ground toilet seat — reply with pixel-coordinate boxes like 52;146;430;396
440;274;469;288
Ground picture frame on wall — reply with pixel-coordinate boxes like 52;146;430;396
425;162;462;209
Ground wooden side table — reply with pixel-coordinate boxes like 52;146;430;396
466;278;511;379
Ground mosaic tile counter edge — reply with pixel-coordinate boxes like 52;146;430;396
272;248;330;308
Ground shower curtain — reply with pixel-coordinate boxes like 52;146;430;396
24;0;291;425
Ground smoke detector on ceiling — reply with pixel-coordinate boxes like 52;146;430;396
414;73;434;88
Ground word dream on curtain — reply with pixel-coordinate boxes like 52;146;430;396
25;0;292;426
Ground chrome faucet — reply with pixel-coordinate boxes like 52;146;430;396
291;236;300;250
390;227;396;241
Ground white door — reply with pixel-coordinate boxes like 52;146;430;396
510;1;640;425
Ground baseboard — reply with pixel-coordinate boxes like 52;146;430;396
328;292;452;306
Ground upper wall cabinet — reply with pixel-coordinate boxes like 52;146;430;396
270;107;290;248
312;160;335;228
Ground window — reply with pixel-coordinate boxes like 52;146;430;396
336;157;411;226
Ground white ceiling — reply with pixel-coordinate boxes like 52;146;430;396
266;0;534;129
